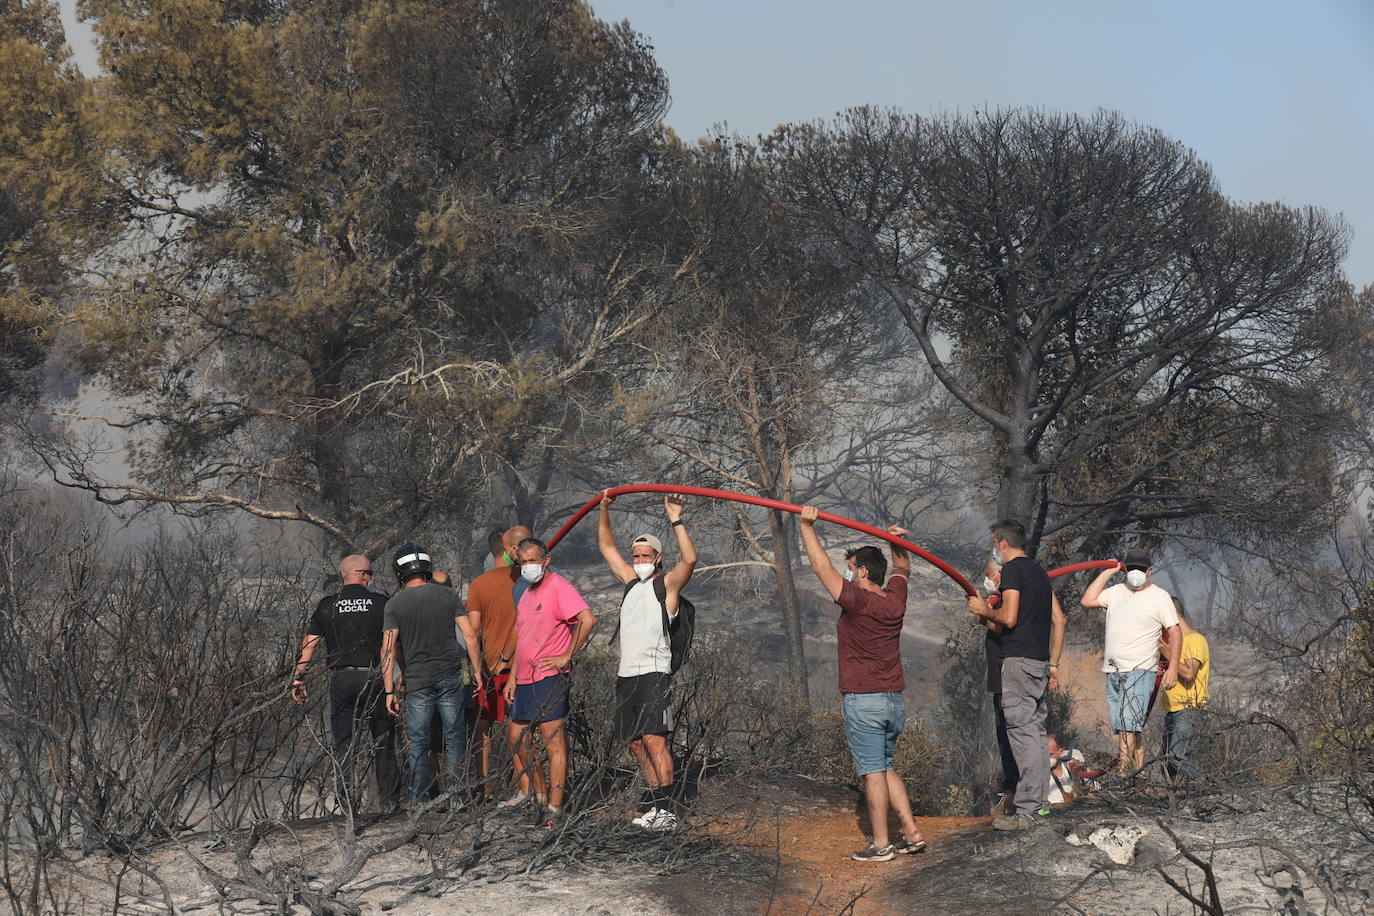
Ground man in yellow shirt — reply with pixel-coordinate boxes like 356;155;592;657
1159;598;1210;784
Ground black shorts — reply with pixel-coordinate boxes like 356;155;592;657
614;672;674;741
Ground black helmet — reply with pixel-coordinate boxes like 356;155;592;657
392;543;434;581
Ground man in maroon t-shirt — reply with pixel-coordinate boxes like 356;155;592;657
799;506;927;863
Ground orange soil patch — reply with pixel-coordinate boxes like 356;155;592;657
712;803;990;914
772;813;989;913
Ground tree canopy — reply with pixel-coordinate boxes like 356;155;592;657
3;5;1370;704
33;0;705;553
772;107;1368;559
0;0;110;404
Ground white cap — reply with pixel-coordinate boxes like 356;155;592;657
631;533;662;554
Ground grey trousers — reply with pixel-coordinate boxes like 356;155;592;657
1000;656;1050;816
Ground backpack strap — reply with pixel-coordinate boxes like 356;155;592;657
654;575;673;644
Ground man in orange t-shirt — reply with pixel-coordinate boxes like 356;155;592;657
465;525;529;795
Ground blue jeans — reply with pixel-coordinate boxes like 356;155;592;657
405;671;468;800
841;692;905;777
1164;708;1204;783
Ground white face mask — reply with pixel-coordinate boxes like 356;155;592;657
633;563;656;580
1125;569;1147;589
842;568;855;582
520;563;544;584
990;548;1003;567
983;576;997;593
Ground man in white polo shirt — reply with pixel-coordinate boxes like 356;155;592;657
1081;547;1181;782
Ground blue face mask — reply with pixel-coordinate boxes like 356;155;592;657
842;568;855;582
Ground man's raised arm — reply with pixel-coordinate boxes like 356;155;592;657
598;489;635;585
663;493;697;602
1081;565;1119;609
799;506;844;601
885;525;911;578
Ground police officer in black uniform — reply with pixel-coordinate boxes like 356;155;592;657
291;554;401;813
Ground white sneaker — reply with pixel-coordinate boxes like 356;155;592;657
631;806;659;827
641;809;678;832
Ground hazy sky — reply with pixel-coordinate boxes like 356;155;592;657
58;0;1374;286
588;0;1374;288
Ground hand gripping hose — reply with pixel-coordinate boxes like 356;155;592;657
543;483;978;596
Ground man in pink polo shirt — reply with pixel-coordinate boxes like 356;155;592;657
501;536;597;825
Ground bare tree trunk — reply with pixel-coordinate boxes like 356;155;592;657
766;507;810;704
997;467;1040;538
508;440;564;528
311;342;359;555
998;411;1043;553
507;467;536;529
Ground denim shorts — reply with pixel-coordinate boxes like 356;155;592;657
512;673;570;724
841;691;906;777
1105;669;1156;733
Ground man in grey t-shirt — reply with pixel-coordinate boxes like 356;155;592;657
382;544;484;802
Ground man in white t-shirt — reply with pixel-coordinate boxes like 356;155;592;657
598;490;697;831
1080;547;1181;781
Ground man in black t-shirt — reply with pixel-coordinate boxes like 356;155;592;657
980;556;1019;812
966;520;1066;829
291;555;400;813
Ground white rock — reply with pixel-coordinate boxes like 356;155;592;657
1088;825;1146;865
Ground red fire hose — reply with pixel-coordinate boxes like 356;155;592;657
986;559;1122;607
544;484;1124;600
543;483;978;596
1047;560;1122;578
